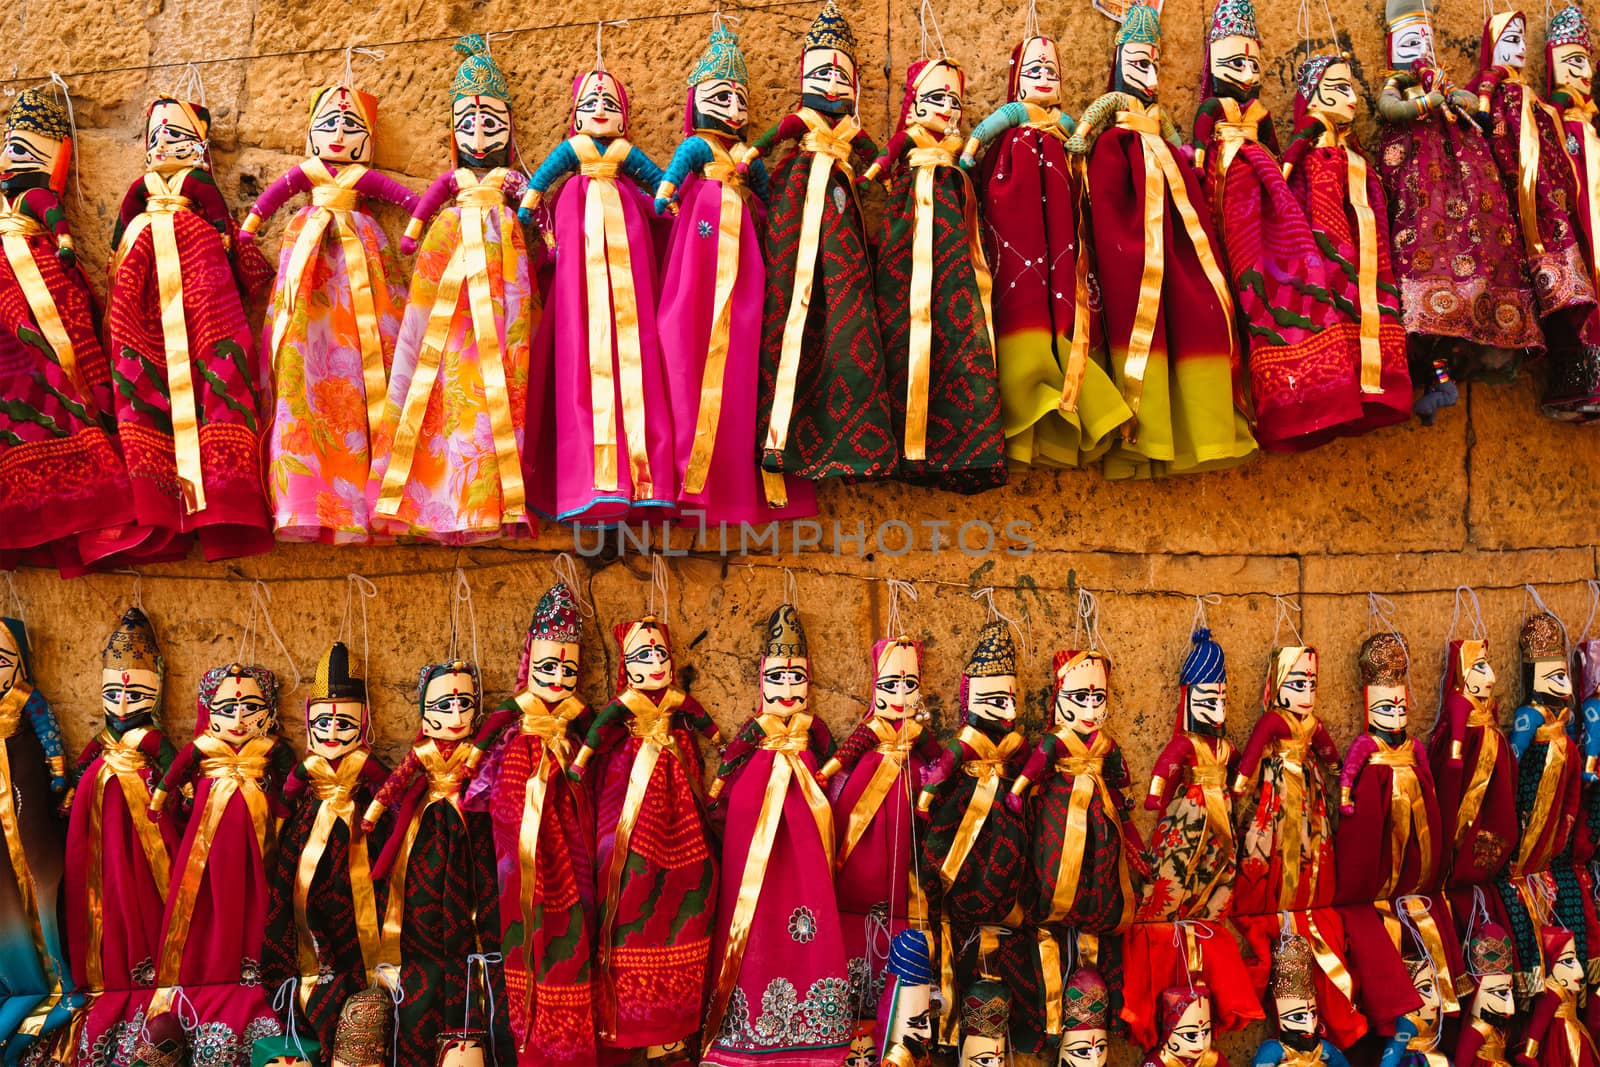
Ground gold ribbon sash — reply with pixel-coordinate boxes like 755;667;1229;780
1454;700;1502;846
84;726;170;987
938;726;1024;889
1310;116;1386;394
1468;1017;1509;1065
376;167;525;523
681;137;745;494
763;108;862;503
1376;897;1460;1014
1037;927;1064;1035
156;734;275;985
1555;993;1599;1066
1269;710;1320;907
1572;104;1600;296
379;739;474;964
1301;910;1356;1000
1505;74;1547;257
1515;708;1572;874
702;713;833;1042
0;197;96;417
294;751;380;1003
270;159;387;449
1369;739;1434;895
1180;735;1235;906
1213;97;1270;178
1059;156;1096;414
1047;729;1133;928
1112;103;1236;418
0;686;55;985
838;717;921;868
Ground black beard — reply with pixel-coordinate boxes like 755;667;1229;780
457;145;512;169
107;711;154;736
801;93;852;115
1117;79;1156;105
1372;725;1408;745
1279;1030;1320;1052
692;111;745;138
1212;78;1259;103
0;170;50;195
1188;718;1225;738
966;714;1013;740
1534;691;1574;712
1478;1008;1512;1029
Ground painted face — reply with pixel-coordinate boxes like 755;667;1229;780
1186;681;1226;730
309;89;373;163
1552;943;1584;994
966;674;1018;726
1310;61;1360;125
874;644;922;720
624;626;673;692
1366;683;1408;732
959;1034;1005;1067
888;982;934;1048
692;78;749;136
452;95;512;169
761;656;810;716
1463;653;1497;698
1016;37;1062;105
1058;1030;1108;1067
526;639;579;704
207;675;272;745
801;47;857;113
1408;961;1441;1028
1473;972;1514;1019
1275;996;1318;1037
260;1058;313;1067
1535;658;1574;701
2;128;62;179
1553;43;1595;97
573;72;625;138
308;698;365;759
844;1031;875;1067
102;667;161;726
145;101;207;172
1164;999;1213;1059
421;670;478;741
1390;20;1434;66
1054;657;1109;732
1276;651;1318;717
1119;42;1160;102
1209;34;1262;98
910;63;963;137
0;627;22;696
1493;16;1527;69
435;1037;487;1067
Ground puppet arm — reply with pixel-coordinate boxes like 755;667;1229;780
361;749;422;832
401;171;458;253
241;164;312;240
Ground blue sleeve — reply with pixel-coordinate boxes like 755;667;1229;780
1251;1040;1282;1066
661;138;714;193
969;101;1032;148
24;689;64;765
1585;698;1600;754
1511;703;1539;759
1378;1018;1417;1067
528;140;580;195
622;144;667;194
749;156;771;200
1322;1040;1352;1067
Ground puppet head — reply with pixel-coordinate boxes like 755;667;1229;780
1271;934;1321;1052
760;604;811;718
958;977;1009;1067
131;1013;188;1067
1264;645;1318;719
1114;3;1163;103
876;930;936;1059
568;69;629;138
1404;952;1443;1029
1446;638;1498;707
418;661;480;742
1204;0;1263;101
617;616;674;694
1058;967;1110;1067
1359;632;1411;733
1157;984;1214;1061
687;22;751;137
450;35;514;169
1386;0;1435;68
801;0;859;115
961;622;1018;731
251;1035;321;1067
1545;926;1584;994
4;87;71;194
1547;3;1595;99
145;97;211;174
872;636;923;721
1521;612;1572;708
1010;36;1063;105
198;663;279;745
520;583;582;704
1466;921;1515;1026
0;618;27;699
306;642;370;761
1178;628;1226;737
1053;650;1110;733
1483;10;1529;70
331;981;390;1067
101;607;164;730
844;1019;876;1067
897;58;965;139
433;1032;487;1067
1294;53;1359;127
307;84;378;163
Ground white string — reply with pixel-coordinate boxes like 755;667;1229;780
1581;579;1600;642
970;586;1030;659
1191;593;1221;634
1524;583;1570;652
1464;889;1492;974
1320;0;1340;50
338;574;379;679
783;567;800;609
172;987;198;1032
1022;0;1041;40
1446;586;1487;644
1271;594;1303;647
551;553;595;619
648;554;671;623
271;977;309;1057
1074;588;1104;652
592;20;629;72
376;963;405;1067
885;579;918;639
172;62;207;109
918;0;949;60
450;568;481;666
1421;0;1441;64
463;952;505;1057
2;574;24;624
1367;592;1413;698
45;72;84;207
123;570;145;612
342;45;386;88
1296;0;1312;58
1171;920;1214;987
241;580;302;693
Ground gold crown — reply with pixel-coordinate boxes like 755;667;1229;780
1521;612;1566;661
1358;632;1409;687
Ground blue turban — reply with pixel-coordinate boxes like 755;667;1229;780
886;929;933;985
1180;628;1226;687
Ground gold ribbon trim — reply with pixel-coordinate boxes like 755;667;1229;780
1059;156;1095;415
1378;897;1460;1014
1506;74;1546;257
1515;709;1572;874
376;168;525;522
1181;736;1236;906
85;726;170;987
294;751;381;1003
0;200;97;419
1267;710;1322;908
1369;740;1434;896
1469;1017;1509;1066
1575;109;1600;297
1454;699;1501;846
1046;729;1133;928
1037;927;1063;1035
1301;910;1356;1000
682;138;745;494
837;717;920;869
0;685;55;985
1325;120;1385;395
572;137;652;497
1555;994;1599;1066
379;740;474;964
938;727;1024;889
1213;97;1270;178
156;734;275;985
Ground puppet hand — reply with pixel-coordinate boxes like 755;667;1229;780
1003;790;1024;815
958;153;977;170
1339;801;1356;817
654;197;672;216
400;236;418;256
56;244;75;269
360;817;375;834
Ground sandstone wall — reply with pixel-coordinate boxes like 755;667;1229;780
10;0;1600;1062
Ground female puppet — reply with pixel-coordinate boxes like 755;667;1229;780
1280;52;1414;437
1335;632;1441;903
0;617;74;1061
747;0;894;503
107;94;274;561
1513;925;1600;1067
1379;951;1447;1067
1455;920;1515;1067
244;81;417;544
262;643;389;1059
520;65;672;524
865;55;1005;493
464;582;596;1066
370;36;536;543
149;663;295;1060
702;604;851;1067
958;30;1131;467
1250;933;1352;1067
65;608;181;1064
570;615;720;1062
656;21;817;524
1543;3;1600;417
1470;8;1599;419
1193;0;1366;453
1065;2;1255;479
1144;985;1230;1067
0;87;143;571
1428;637;1515;893
1007;648;1141;932
362;661;510;1065
822;634;942;1015
1373;0;1541;409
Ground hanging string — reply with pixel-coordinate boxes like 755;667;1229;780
1270;594;1303;647
342;45;386;88
271;977;310;1058
971;586;1031;659
2;574;24;624
1464;889;1492;973
1445;586;1487;644
172;987;198;1032
462;952;504;1060
550;553;595;619
1296;0;1314;64
647;554;671;623
1581;579;1600;643
45;72;85;208
375;963;405;1067
1171;920;1214;989
885;578;918;638
593;20;630;72
1022;0;1041;40
124;570;145;612
1073;588;1105;653
1367;592;1413;696
1523;582;1570;650
1191;593;1221;635
238;580;302;693
783;567;800;609
172;62;207;109
337;574;379;679
1421;0;1442;64
1394;899;1445;1055
449;568;481;666
918;0;949;60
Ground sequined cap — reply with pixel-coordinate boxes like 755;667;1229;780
966;621;1017;678
333;982;391;1066
1358;632;1409;687
961;977;1010;1038
1118;2;1163;45
102;607;162;675
1295;52;1344;99
450;35;510;102
1208;0;1259;41
530;582;582;645
1467;921;1513;978
7;87;69;140
1548;3;1593;49
1181;628;1226;686
130;1013;187;1067
762;603;808;661
1272;934;1317;1001
311;642;366;703
1158;983;1210;1035
805;0;858;55
1063;966;1110;1031
1521;612;1566;661
688;23;750;87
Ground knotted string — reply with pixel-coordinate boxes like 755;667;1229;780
1367;592;1413;697
172;987;198;1032
885;578;918;640
647;554;671;624
1446;586;1487;644
43;72;84;207
1271;594;1303;647
551;553;595;619
272;977;311;1058
1581;580;1600;643
1172;920;1214;990
449;568;481;667
463;952;505;1064
239;580;302;695
971;586;1030;659
918;0;949;60
1191;593;1221;635
1072;588;1104;653
337;574;379;680
172;62;207;109
593;20;629;72
342;45;385;88
1464;889;1493;974
1023;0;1042;40
376;962;405;1067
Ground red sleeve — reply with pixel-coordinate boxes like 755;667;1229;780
829;721;881;776
810;716;836;763
248;164;312;225
680;694;722;742
914;723;945;763
1236;713;1288;781
1517;992;1557;1066
157;740;199;795
20;187;70;242
1105;739;1135;815
359;755;390;788
280;762;309;808
371;750;422;814
1313;720;1342;769
180;171;234;232
1017;732;1060;788
1146;734;1192;811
